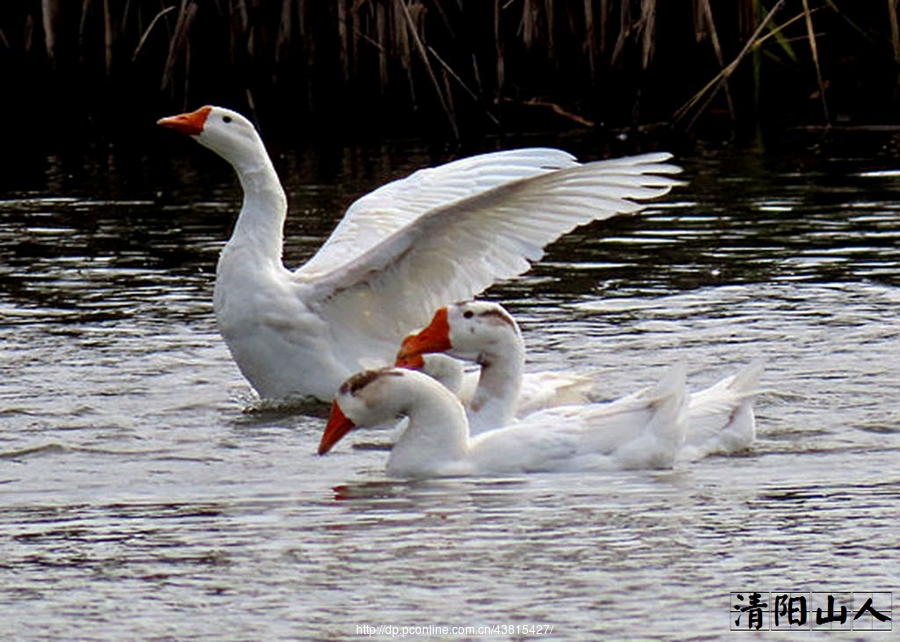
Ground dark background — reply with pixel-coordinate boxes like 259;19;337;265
2;0;899;152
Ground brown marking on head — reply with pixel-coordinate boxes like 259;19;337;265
477;307;516;330
339;368;403;396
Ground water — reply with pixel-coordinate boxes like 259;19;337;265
1;134;899;640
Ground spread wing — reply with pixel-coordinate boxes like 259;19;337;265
297;148;579;279
295;152;682;369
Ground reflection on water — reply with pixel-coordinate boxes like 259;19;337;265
1;134;899;638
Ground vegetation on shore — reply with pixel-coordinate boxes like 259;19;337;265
1;1;899;144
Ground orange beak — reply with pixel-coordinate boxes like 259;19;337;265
318;401;357;455
157;105;212;136
395;308;451;361
394;350;426;370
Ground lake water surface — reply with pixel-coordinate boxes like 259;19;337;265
1;132;898;639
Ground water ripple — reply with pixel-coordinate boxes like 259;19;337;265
1;140;899;638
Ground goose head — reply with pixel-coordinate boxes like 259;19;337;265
318;368;412;455
397;300;522;365
158;105;266;169
319;368;471;479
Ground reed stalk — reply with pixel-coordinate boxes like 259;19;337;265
891;0;900;63
801;0;829;125
397;0;458;138
40;0;58;67
133;6;174;62
674;0;788;129
695;0;735;123
583;0;595;78
160;0;197;92
640;0;655;69
102;0;113;75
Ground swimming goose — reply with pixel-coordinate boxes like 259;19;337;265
398;300;762;453
318;366;688;478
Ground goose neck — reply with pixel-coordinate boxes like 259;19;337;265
469;340;524;429
387;385;470;477
230;162;288;259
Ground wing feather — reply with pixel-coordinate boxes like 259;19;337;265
297;148;580;278
298;152;682;367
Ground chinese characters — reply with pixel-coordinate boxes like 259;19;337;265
731;592;892;632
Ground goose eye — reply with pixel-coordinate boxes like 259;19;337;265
463;310;474;319
222;115;233;123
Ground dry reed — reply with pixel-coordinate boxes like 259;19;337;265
2;1;897;139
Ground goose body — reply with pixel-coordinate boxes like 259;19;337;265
398;300;762;453
158;106;681;401
318;366;688;478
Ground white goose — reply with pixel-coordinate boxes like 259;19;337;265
397;300;763;455
157;105;682;401
318;366;688;478
396;302;593;433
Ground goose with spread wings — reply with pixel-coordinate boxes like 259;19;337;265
158;105;682;401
